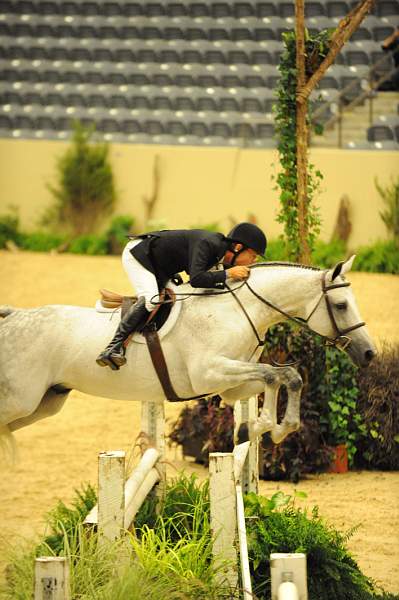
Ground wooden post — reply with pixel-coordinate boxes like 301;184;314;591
234;397;259;494
34;557;70;600
141;401;165;482
97;450;125;544
270;553;308;600
209;453;238;592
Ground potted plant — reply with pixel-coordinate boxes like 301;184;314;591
322;349;366;472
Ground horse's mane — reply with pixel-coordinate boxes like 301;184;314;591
250;261;321;272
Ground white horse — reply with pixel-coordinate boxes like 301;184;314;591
0;256;375;452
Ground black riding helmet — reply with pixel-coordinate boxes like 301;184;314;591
227;222;267;258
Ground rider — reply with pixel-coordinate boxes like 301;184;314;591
96;223;267;370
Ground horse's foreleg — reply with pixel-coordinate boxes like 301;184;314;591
264;366;302;444
270;386;302;444
251;383;279;439
193;357;278;393
205;360;302;441
220;381;265;405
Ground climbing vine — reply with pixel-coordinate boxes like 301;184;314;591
274;30;333;261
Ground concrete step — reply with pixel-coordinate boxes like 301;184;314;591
313;91;399;146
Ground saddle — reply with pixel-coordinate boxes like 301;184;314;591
98;288;207;402
99;287;175;328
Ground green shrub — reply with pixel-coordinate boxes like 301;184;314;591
0;210;22;248
44;121;117;235
376;176;399;243
42;484;97;555
2;478;231;600
190;222;220;232
312;238;346;268
265;238;399;273
68;234;108;255
245;492;377;600
2;477;397;600
354;240;399;274
20;232;66;252
265;238;347;268
105;214;135;254
264;238;288;261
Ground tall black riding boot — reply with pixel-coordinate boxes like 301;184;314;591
96;297;149;370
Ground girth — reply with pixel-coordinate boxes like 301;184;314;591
143;323;210;402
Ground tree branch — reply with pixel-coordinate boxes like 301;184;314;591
297;0;376;105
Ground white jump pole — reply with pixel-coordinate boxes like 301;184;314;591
124;447;160;527
233;442;252;600
270;553;308;600
34;557;70;600
97;450;125;544
234;396;259;494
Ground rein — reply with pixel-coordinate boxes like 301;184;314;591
241;270;365;357
225;269;366;366
146;266;366;400
150;267;366;357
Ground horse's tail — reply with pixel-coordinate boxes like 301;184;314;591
0;305;15;319
0;424;18;465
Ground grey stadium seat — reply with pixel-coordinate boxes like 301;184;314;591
367;123;395;142
256;2;278;17
325;1;350;18
377;0;399;16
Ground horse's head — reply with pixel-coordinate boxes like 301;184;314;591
306;256;376;368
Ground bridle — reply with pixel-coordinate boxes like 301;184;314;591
226;269;366;362
144;266;367;399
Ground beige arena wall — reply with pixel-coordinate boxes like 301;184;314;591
0;138;398;249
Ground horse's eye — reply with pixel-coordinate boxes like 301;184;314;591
335;302;347;311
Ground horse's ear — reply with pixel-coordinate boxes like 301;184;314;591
341;254;356;276
332;262;344;280
328;255;356;281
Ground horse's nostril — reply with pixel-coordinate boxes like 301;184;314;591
365;349;375;362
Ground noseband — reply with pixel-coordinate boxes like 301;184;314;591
227;269;366;359
313;271;365;351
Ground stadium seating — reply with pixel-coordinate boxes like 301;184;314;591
0;0;398;147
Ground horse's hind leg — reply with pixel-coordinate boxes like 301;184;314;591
8;386;70;432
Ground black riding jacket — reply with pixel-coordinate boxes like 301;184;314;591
129;229;230;290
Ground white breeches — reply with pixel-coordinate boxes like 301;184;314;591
122;240;159;312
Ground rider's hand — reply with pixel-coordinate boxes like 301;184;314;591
227;266;250;281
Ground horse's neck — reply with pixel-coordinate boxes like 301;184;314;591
247;266;322;324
